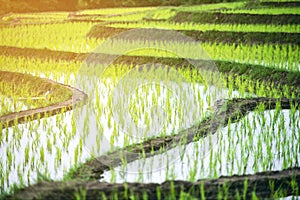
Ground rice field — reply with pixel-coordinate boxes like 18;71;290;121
0;1;300;199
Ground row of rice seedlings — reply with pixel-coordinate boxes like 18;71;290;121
75;61;292;167
79;7;157;15
0;110;90;194
0;56;78;86
0;13;69;25
1;22;299;72
78;1;243;16
86;39;299;71
1;49;298;102
100;105;300;183
90;12;152;22
1;12;70;21
0;62;216;192
221;7;300;15
0;2;243;24
0;47;297;96
78;65;213;152
80;64;296;183
94;8;179;21
0;22;100;53
92;10;159;22
7;18;67;24
0;57;82;194
0;95;28;116
0;75;66;115
2;19;300;59
3;62;230;191
74;63;232;155
225;74;295;98
261;0;300;2
175;2;245;12
73;178;299;200
149;8;177;20
107;21;300;33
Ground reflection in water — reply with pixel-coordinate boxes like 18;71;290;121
0;111;90;193
101;109;300;183
0;73;242;193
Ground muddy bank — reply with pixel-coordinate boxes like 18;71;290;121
0;71;87;128
172;12;300;24
87;25;300;45
5;167;300;199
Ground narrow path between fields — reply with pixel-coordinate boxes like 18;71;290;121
0;71;87;128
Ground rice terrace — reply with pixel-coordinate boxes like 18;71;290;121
0;0;300;199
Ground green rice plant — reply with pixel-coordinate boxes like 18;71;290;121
74;187;87;200
0;22;99;52
103;106;299;184
200;182;206;200
92;7;177;22
24;145;30;165
243;179;248;200
46;137;52;154
290;176;299;196
251;192;258;200
0;106;90;192
178;2;244;12
81;39;300;71
221;7;300;15
156;186;162;200
2;12;69;21
0;5;299;198
39;146;45;164
107;21;300;33
79;7;157;15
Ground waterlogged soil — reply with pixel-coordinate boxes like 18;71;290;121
172;12;300;25
4;98;300;200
